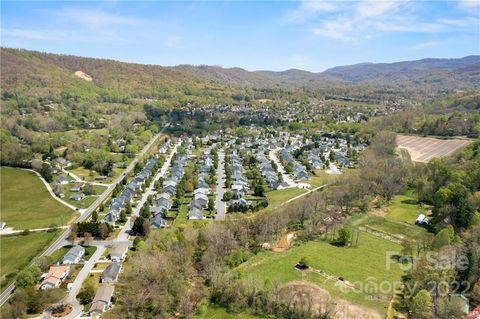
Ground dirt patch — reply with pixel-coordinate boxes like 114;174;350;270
278;281;382;319
396;134;472;163
272;232;295;252
74;70;93;82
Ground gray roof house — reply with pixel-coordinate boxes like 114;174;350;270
62;245;85;264
89;284;115;316
109;243;129;262
188;207;204;220
70;193;85;201
100;262;122;283
150;214;168;228
55;176;69;185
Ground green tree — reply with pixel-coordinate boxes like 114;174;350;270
83;183;96;195
432;225;458;250
208;197;215;212
410;289;432;319
223;191;233;202
119;210;127;223
335;226;352;246
132;216;147;236
126;201;132;214
254;185;265;197
17;266;41;288
77;284;95;305
91;210;98;222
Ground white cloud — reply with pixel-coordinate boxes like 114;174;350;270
50;8;149;29
440;17;479;27
286;0;478;42
356;0;402;19
311;18;356;42
458;0;480;9
302;0;339;13
284;0;341;23
373;20;444;33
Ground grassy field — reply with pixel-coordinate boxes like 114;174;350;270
1;167;77;229
308;170;337;187
349;214;428;241
240;232;404;314
265;187;307;209
386;192;426;224
1;231;60;280
194;303;263;319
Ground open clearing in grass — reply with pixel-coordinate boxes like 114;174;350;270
1;167;76;229
266;187;307;209
240;232;404;315
396;134;472;163
349;214;428;242
1;231;60;280
194;303;263;319
386;191;429;225
347;191;430;241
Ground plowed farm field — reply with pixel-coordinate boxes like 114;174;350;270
396;134;472;163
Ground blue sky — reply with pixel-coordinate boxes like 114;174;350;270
1;1;479;72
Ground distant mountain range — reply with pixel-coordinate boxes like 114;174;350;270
2;47;479;99
171;55;480;90
322;56;480;83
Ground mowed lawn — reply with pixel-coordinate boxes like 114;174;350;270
195;303;263;319
1;167;76;229
386;192;427;224
266;187;307;209
1;231;60;279
240;232;404;314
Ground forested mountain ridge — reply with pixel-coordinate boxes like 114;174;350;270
2;47;479;105
323;55;480;83
1;48;237;103
176;56;480;90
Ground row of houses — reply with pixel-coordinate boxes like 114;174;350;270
105;155;162;225
90;243;129;316
255;148;289;190
188;148;213;220
230;150;250;200
150;141;191;227
279;147;310;181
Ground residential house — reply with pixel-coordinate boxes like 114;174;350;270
70;182;85;192
188;207;204;220
62;245;85;264
40;265;70;289
150;214;168;228
109;243;129;262
70;193;85;201
55;176;69;185
100;262;122;283
89;284;115;316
